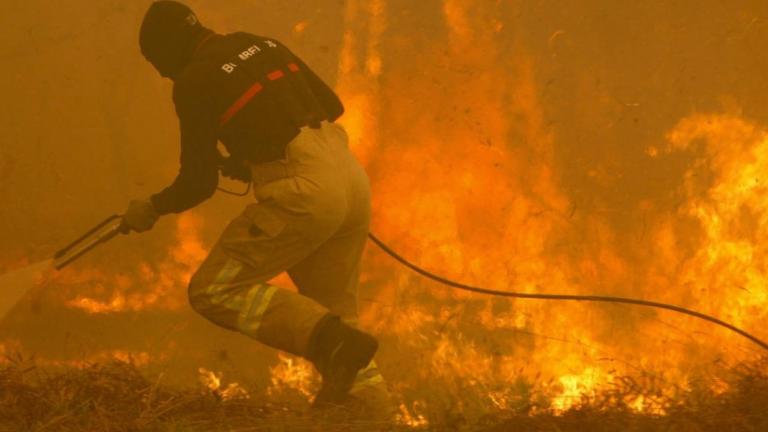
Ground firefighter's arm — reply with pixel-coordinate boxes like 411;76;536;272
124;127;219;232
122;79;219;232
147;120;220;216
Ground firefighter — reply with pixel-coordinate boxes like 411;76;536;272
122;1;388;408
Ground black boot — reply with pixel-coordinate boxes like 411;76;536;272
307;314;378;406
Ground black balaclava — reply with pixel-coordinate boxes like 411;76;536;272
139;1;208;79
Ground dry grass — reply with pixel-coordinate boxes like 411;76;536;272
479;358;768;432
0;354;344;432
0;353;766;431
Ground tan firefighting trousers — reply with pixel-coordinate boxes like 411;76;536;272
189;122;391;413
188;121;385;397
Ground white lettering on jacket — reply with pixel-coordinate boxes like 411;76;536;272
222;62;237;74
221;41;277;74
238;44;261;60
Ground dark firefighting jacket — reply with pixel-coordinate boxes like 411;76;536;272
149;31;344;215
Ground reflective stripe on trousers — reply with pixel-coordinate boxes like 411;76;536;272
188;121;372;357
351;360;385;391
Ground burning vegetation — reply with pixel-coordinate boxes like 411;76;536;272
2;0;768;430
0;355;766;430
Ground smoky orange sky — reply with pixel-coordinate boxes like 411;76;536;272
2;0;768;420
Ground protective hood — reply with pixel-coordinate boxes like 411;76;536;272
139;1;208;79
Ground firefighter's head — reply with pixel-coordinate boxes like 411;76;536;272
139;1;208;79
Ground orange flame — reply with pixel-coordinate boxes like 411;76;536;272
198;367;250;401
64;212;206;314
336;0;767;418
266;353;317;400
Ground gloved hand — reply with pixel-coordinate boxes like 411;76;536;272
121;199;159;233
220;156;252;183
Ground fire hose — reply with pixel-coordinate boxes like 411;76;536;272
52;214;768;353
367;233;768;353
